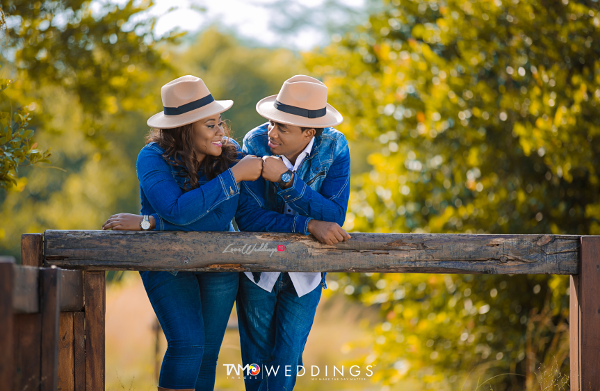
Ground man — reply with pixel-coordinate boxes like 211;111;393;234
235;75;352;390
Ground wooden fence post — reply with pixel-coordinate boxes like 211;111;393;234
570;236;600;391
0;257;15;391
84;271;105;391
40;267;61;391
17;234;44;391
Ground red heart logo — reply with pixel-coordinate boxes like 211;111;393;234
277;245;285;252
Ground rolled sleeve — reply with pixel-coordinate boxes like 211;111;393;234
276;173;307;204
150;213;164;231
219;168;240;199
296;215;313;235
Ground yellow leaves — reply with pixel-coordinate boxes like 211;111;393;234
466;147;479;166
15;177;27;192
105;96;118;114
428;205;455;232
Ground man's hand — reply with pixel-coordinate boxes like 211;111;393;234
261;155;288;183
102;213;156;231
307;220;351;245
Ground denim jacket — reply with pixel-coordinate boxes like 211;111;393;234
235;122;351;287
137;138;243;274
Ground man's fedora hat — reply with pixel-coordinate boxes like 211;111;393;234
147;75;233;129
256;75;343;128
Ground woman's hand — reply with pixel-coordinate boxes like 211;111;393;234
231;155;263;182
102;213;156;230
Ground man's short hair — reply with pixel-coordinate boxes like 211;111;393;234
301;127;324;137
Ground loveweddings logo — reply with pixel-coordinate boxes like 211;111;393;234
222;243;285;257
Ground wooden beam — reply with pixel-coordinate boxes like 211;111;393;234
40;267;61;391
17;234;43;390
73;311;86;391
12;266;84;314
58;312;75;391
84;271;105;391
0;257;14;391
570;236;600;391
44;230;579;274
60;270;84;312
13;265;39;314
22;233;43;267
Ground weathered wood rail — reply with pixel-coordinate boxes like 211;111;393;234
11;231;600;390
44;230;579;274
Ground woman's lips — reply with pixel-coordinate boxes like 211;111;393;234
211;141;222;147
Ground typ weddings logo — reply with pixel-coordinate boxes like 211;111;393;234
248;364;260;376
223;363;375;381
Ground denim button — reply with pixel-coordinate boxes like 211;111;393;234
229;186;234;195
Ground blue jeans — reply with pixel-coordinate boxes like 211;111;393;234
236;273;322;391
140;271;239;390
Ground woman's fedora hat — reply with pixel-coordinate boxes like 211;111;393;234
256;75;343;128
147;75;233;129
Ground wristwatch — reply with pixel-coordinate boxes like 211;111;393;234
140;215;151;230
279;170;293;187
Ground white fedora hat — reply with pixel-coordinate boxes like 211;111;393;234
256;75;343;128
147;75;233;129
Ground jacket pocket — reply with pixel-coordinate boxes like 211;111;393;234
306;170;327;186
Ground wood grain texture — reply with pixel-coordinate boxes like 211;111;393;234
73;312;85;391
58;313;74;391
60;270;84;312
44;230;580;274
84;271;105;391
579;237;600;391
40;267;61;391
570;275;580;391
0;258;15;391
15;233;43;390
13;313;41;391
12;266;82;313
13;265;39;314
22;233;43;267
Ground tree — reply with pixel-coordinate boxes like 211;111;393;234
0;0;179;259
305;0;599;389
1;9;51;189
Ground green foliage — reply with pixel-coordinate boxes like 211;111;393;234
306;0;599;388
0;0;178;257
0;78;52;189
173;28;306;139
0;9;51;189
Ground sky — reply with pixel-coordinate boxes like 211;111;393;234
146;0;369;50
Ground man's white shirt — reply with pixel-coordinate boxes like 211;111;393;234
243;137;321;297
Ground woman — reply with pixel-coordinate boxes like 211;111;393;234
102;75;262;391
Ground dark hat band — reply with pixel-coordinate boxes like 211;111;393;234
164;94;214;116
274;100;326;119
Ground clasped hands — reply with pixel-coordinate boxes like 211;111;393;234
230;154;288;185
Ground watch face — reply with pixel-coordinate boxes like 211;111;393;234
141;220;151;230
281;172;292;182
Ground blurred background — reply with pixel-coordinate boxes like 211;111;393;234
2;0;599;389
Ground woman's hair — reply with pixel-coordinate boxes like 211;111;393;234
146;120;239;191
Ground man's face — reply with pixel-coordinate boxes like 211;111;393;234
267;120;314;158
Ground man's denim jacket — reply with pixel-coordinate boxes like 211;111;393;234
137;138;243;275
235;122;351;287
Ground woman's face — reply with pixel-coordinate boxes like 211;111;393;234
192;113;225;158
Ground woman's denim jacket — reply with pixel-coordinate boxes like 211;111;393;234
235;123;351;287
137;138;243;275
